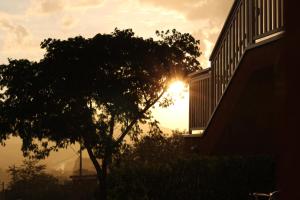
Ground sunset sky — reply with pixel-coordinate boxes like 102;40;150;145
0;0;233;170
0;0;233;130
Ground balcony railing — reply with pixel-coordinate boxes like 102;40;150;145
189;69;211;131
210;0;284;108
189;0;284;132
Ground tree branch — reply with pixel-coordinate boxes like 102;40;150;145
83;136;102;177
116;88;166;144
84;139;102;177
109;114;115;137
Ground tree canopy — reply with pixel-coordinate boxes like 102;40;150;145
0;28;201;198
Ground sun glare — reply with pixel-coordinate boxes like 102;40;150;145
152;80;189;130
167;80;186;98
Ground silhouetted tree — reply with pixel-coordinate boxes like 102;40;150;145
0;28;201;199
6;159;64;200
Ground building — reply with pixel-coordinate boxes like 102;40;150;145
186;0;300;199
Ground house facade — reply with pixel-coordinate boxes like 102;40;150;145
186;0;300;199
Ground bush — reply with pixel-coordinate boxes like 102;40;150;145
108;133;276;200
6;159;71;200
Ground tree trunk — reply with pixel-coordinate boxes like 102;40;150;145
99;157;108;200
85;145;108;200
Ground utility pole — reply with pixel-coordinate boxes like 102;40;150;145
1;182;5;200
79;142;82;178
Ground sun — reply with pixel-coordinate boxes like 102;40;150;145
167;80;186;98
151;80;189;130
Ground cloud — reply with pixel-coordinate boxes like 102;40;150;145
137;0;234;67
139;0;234;29
74;0;103;7
0;19;14;30
27;0;104;14
39;0;64;13
0;0;30;15
187;0;233;25
0;16;43;64
139;0;233;23
0;18;29;43
138;0;204;13
192;21;223;68
62;15;77;29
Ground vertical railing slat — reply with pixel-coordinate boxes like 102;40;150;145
209;69;212;114
200;80;202;128
211;67;213;112
222;45;225;91
215;56;218;104
191;84;193;128
195;81;197;127
219;53;221;100
249;0;254;44
268;0;272;31
225;39;227;85
198;81;200;127
243;1;246;50
239;7;243;58
197;81;200;127
217;53;219;101
205;79;208;123
237;14;240;66
189;84;191;129
235;17;238;69
279;0;283;27
204;79;206;126
246;0;248;46
207;78;209;120
203;79;205;126
215;61;217;107
273;0;277;29
198;80;203;127
190;83;193;128
217;55;220;104
195;81;197;128
253;0;257;38
194;82;197;128
260;0;263;35
229;27;232;77
232;18;236;72
233;18;236;69
220;47;223;93
227;34;230;82
204;79;206;123
279;0;282;27
264;0;268;33
199;81;201;127
213;62;216;108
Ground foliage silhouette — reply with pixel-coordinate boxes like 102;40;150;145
108;133;276;200
6;159;67;200
0;28;201;199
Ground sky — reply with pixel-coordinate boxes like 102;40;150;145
0;0;233;172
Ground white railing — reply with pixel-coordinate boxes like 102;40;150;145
210;0;284;109
189;69;211;131
189;0;284;132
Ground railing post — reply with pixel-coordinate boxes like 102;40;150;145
210;66;213;114
248;0;254;45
